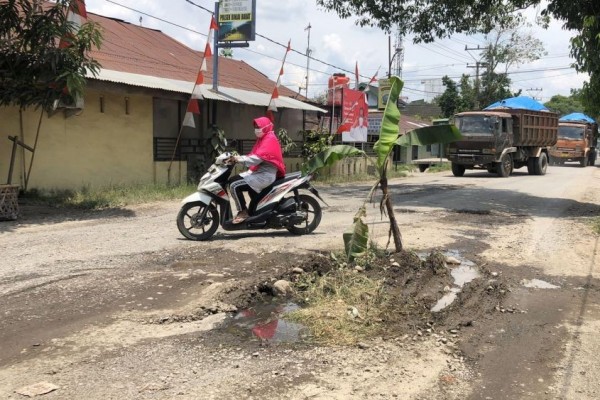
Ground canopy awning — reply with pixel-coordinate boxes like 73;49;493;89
91;69;327;113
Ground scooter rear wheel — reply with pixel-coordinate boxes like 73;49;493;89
286;194;322;235
177;202;219;241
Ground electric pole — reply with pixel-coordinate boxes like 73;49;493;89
304;23;312;99
526;88;543;101
465;45;488;110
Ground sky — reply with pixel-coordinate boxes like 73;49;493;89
84;0;588;104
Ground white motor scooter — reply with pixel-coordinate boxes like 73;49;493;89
177;152;325;241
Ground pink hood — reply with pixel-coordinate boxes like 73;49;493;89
249;117;286;178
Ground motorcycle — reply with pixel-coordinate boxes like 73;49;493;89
177;152;326;241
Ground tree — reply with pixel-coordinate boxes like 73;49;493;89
437;76;460;117
0;0;102;111
317;0;599;115
544;93;584;116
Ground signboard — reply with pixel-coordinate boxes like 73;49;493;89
339;88;369;142
218;0;256;42
378;78;391;110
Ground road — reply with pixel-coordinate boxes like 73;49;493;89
1;163;599;399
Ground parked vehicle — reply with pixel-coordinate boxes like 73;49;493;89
549;113;598;167
177;152;324;241
447;98;558;177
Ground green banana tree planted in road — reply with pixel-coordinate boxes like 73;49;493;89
304;76;461;261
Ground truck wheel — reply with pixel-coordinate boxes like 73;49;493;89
579;157;587;167
534;153;548;175
451;163;465;177
496;154;512;177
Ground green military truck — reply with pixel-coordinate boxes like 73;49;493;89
447;106;558;177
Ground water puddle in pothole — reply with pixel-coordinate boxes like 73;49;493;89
522;279;560;289
421;251;481;313
220;301;309;343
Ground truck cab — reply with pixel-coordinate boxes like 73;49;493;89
447;108;557;177
550;121;598;167
447;111;514;177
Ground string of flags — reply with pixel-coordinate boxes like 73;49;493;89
266;39;291;121
183;16;218;128
59;0;88;49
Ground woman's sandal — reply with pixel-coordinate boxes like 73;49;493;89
232;210;248;224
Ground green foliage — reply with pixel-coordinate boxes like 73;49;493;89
302;145;365;175
373;76;403;174
0;0;103;110
276;128;297;154
343;206;369;262
544;94;584;116
301;128;335;160
396;124;462;147
437;76;460;117
21;183;196;210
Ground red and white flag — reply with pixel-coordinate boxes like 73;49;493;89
59;0;88;49
183;16;218;126
368;66;381;85
267;39;291;119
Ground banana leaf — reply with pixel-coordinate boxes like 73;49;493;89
396;124;462;147
302;144;365;175
343;205;369;262
372;76;404;174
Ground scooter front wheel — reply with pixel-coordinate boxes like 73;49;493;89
177;202;219;241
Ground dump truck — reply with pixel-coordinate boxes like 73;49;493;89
447;108;558;177
549;113;598;167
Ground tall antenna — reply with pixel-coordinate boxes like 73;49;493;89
304;23;312;99
392;26;404;78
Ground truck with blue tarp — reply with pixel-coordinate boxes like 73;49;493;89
549;113;598;167
447;96;558;177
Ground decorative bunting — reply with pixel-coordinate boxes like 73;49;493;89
368;66;381;85
266;39;291;121
210;16;218;31
182;112;196;128
59;0;88;49
204;43;212;58
187;99;200;114
195;71;204;85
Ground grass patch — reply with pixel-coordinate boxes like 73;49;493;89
313;164;416;185
426;163;451;173
20;183;196;210
288;268;387;345
591;217;600;234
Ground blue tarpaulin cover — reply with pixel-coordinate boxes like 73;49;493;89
484;96;549;111
559;112;595;123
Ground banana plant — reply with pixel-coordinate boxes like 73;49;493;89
304;76;461;261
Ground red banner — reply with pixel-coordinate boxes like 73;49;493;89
339;88;369;142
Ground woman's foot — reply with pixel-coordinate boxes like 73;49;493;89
232;210;249;224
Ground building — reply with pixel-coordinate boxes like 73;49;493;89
0;9;323;190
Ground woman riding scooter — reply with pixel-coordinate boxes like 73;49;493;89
227;117;286;224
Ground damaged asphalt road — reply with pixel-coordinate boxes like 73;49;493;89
1;165;600;399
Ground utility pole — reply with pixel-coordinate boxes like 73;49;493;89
526;88;543;101
465;45;487;110
304;23;312;99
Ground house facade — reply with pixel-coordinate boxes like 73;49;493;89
0;10;322;190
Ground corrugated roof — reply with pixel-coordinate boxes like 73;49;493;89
93;69;326;113
82;10;321;110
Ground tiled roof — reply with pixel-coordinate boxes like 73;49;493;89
87;12;301;98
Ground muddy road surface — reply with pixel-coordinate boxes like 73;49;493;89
1;164;599;399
